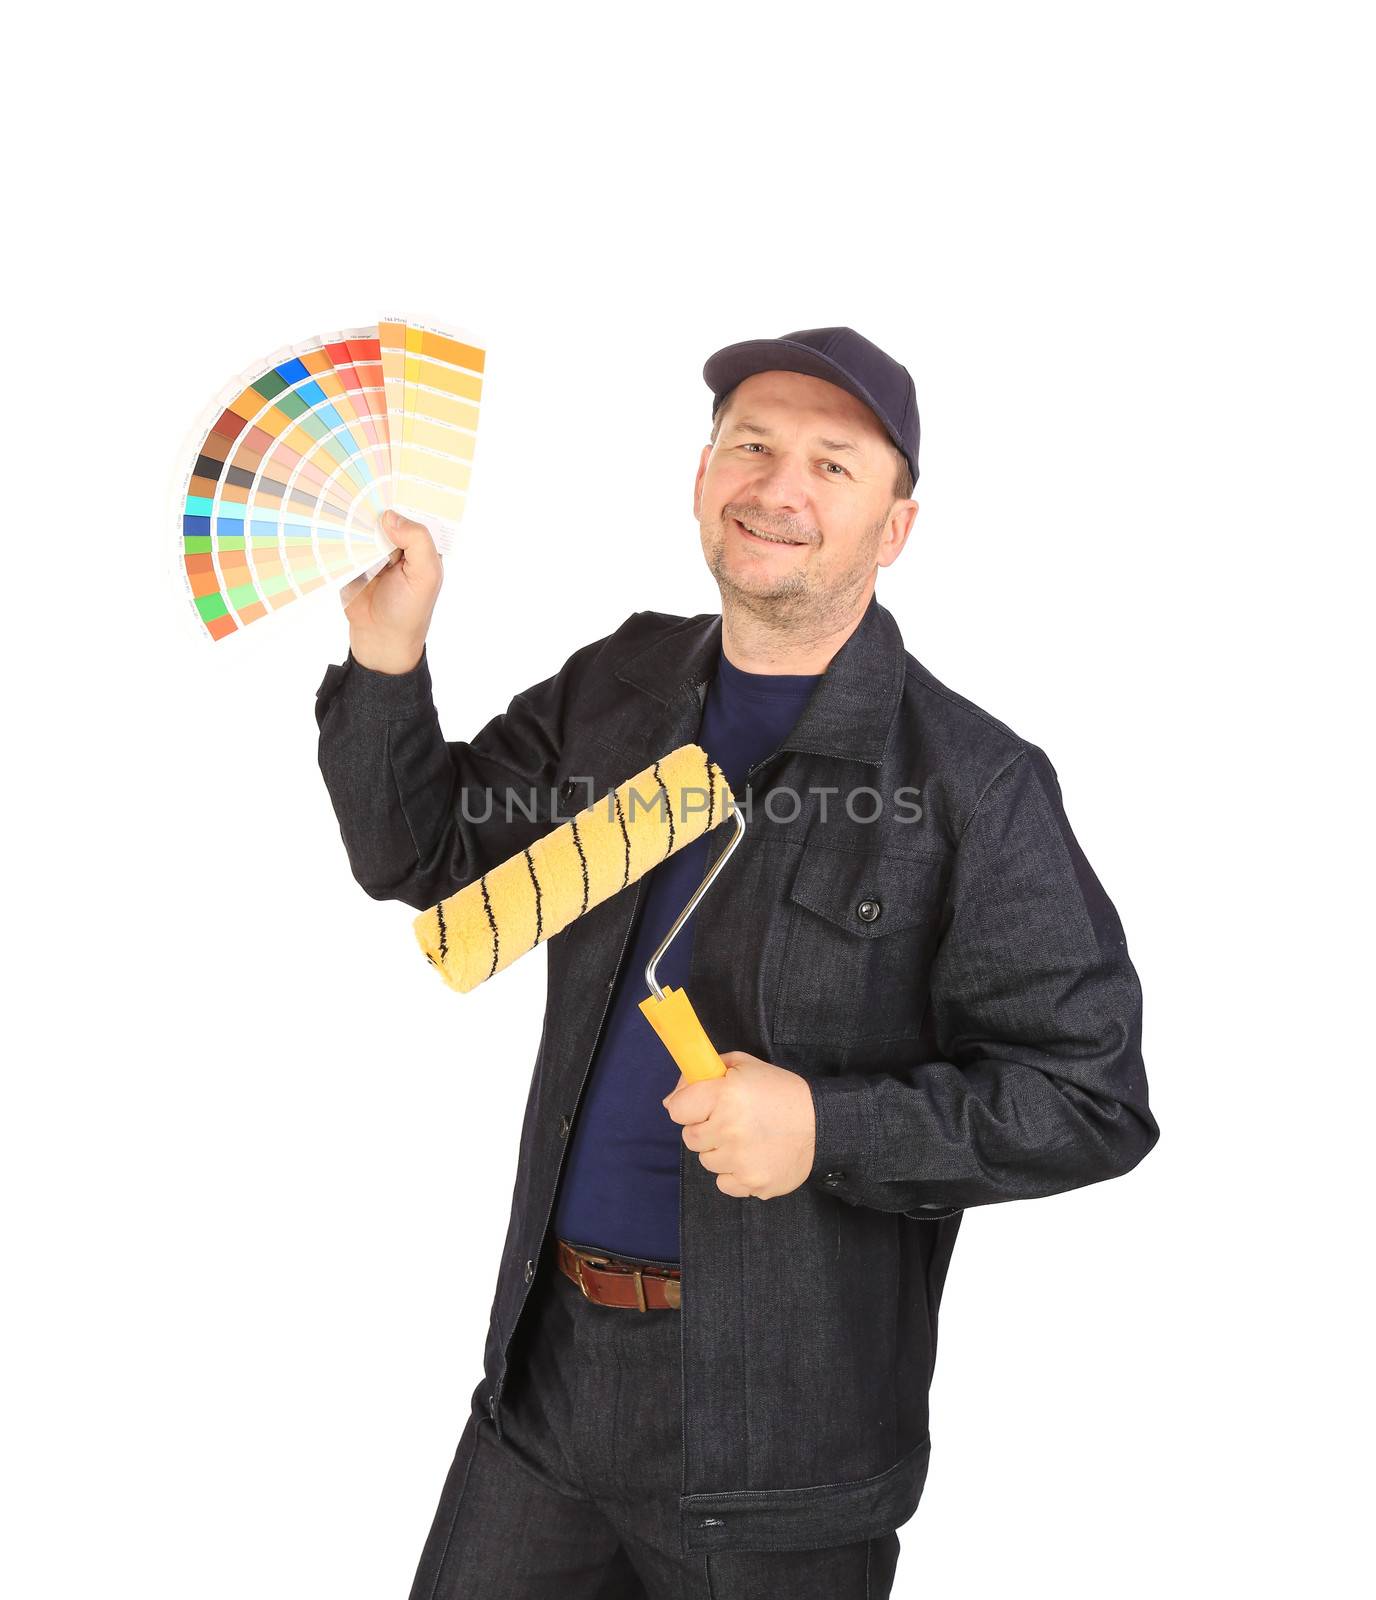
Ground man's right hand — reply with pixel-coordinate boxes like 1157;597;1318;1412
340;509;444;675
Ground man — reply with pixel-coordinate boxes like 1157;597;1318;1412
315;327;1159;1598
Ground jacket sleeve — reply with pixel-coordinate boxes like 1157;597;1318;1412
805;744;1159;1217
314;636;605;912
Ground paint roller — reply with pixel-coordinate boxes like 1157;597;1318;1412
411;743;746;1082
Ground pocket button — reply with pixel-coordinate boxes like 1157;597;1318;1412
856;898;881;923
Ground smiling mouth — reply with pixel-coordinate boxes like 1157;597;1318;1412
733;518;805;547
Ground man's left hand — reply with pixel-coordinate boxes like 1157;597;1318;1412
661;1050;816;1200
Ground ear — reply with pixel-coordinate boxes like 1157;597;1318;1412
877;500;917;568
693;442;712;519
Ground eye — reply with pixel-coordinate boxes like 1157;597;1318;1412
738;443;849;477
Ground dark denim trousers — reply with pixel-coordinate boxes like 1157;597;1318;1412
407;1245;902;1599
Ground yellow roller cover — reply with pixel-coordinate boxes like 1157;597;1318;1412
414;742;735;992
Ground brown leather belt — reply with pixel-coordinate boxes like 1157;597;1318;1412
556;1238;681;1311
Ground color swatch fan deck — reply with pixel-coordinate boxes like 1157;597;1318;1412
177;317;484;642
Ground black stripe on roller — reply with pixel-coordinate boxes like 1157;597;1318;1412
480;875;500;980
652;759;674;860
435;898;449;962
571;817;590;918
612;789;632;888
524;848;544;944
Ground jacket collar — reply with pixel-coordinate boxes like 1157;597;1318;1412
614;589;907;767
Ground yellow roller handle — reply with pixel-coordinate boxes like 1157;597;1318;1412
637;986;727;1082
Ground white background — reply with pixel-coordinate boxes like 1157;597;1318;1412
5;3;1371;1595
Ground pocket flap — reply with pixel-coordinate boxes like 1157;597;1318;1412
788;843;948;938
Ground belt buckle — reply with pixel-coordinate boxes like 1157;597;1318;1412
573;1249;609;1302
573;1248;648;1311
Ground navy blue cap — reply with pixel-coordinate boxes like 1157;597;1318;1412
703;326;919;486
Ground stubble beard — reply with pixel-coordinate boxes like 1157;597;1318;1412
703;509;887;635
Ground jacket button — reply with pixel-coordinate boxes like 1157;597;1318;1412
821;1170;846;1187
558;778;578;812
558;1114;570;1139
857;898;881;923
524;1258;535;1283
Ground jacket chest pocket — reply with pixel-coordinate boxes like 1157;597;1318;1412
771;842;949;1050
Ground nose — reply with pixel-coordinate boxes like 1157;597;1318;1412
744;447;811;518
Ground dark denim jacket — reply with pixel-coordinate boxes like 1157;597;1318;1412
314;591;1158;1556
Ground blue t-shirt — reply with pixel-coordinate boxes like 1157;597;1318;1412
552;645;821;1265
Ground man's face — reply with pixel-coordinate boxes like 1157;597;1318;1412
693;370;917;625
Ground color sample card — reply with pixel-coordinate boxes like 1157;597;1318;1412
378;314;484;528
176;316;485;642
